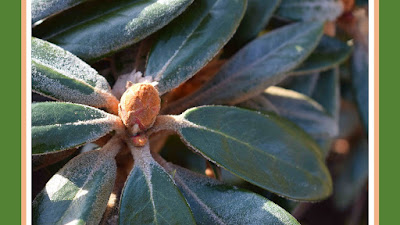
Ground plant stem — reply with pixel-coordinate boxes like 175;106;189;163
104;94;120;115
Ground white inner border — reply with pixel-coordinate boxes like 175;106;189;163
368;0;375;224
24;1;377;224
26;0;32;224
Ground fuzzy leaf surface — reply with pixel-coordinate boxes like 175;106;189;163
240;86;338;140
119;150;195;225
32;102;119;154
291;36;353;75
146;0;246;94
176;21;324;107
165;163;300;225
178;106;332;201
226;0;281;52
276;0;343;21
32;149;117;225
33;0;194;62
32;38;115;108
32;0;89;24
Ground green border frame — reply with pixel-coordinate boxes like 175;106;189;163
380;0;397;224
0;0;22;223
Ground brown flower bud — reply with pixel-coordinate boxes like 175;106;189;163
118;83;161;134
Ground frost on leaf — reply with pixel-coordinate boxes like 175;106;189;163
32;102;121;154
32;148;118;225
119;144;195;225
32;38;116;109
163;163;301;225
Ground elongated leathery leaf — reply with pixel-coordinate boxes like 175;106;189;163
32;102;121;154
276;0;343;21
163;163;300;225
33;142;120;225
146;0;246;95
119;145;196;225
291;36;353;76
32;0;90;24
309;69;340;156
33;0;194;62
166;21;324;111
177;106;332;201
32;38;118;111
225;0;281;54
240;86;338;140
311;68;340;119
351;42;368;132
283;72;320;96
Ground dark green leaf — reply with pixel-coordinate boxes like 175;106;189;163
32;38;117;110
146;0;246;94
225;0;281;54
311;68;340;119
32;0;89;24
240;86;338;140
165;163;300;225
351;42;368;132
276;0;343;21
283;72;320;96
32;102;120;154
33;148;118;225
291;36;353;76
178;106;332;201
308;69;340;155
119;148;196;225
33;0;194;62
167;21;324;109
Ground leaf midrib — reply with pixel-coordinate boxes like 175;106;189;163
152;0;223;82
32;116;109;128
32;58;98;90
173;172;227;225
55;151;112;224
45;0;153;39
183;121;324;179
